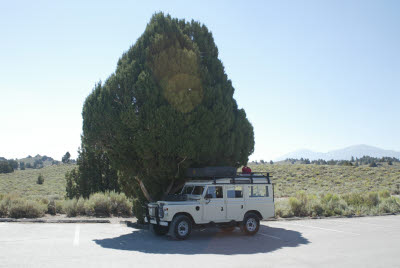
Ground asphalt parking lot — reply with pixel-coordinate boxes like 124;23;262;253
1;215;400;268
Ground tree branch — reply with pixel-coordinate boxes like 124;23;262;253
135;177;153;202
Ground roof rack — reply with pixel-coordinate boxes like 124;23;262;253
192;172;272;184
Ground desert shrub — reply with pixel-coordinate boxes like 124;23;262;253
9;199;46;218
85;193;111;217
342;193;364;207
310;199;324;217
0;200;8;217
378;190;391;199
378;197;400;214
108;191;132;217
55;200;65;214
37;174;44;185
275;199;293;218
365;192;379;207
63;199;78;217
47;199;56;215
76;197;86;215
320;193;346;216
289;197;308;217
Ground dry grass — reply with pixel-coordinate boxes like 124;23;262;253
249;162;400;198
0;164;75;200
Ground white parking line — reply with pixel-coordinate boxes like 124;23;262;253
73;225;80;247
282;222;360;236
259;233;282;240
328;219;399;228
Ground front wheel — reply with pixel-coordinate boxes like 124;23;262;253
169;215;192;240
241;213;260;235
150;224;169;236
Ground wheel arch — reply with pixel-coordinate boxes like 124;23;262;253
172;212;195;225
244;210;263;221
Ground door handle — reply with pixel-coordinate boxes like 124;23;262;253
221;207;224;211
241;205;243;209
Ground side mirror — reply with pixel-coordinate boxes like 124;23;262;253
204;194;213;200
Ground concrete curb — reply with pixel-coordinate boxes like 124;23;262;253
0;218;110;223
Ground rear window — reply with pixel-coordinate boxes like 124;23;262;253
248;185;269;197
227;186;244;198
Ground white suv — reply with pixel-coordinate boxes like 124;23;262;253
145;173;274;240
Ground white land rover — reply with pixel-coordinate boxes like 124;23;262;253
144;171;274;240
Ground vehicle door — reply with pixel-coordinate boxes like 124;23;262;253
226;185;245;221
203;185;226;222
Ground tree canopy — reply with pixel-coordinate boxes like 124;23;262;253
82;13;254;202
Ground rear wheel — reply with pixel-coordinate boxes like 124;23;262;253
241;213;260;235
150;224;169;236
169;215;192;240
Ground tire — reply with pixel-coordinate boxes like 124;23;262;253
150;224;169;236
168;215;192;240
241;213;260;235
220;226;235;232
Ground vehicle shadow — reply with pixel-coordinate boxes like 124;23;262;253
93;225;309;255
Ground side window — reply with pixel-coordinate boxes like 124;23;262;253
248;185;269;197
227;186;244;198
206;186;223;199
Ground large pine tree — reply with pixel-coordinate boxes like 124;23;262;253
82;13;254;202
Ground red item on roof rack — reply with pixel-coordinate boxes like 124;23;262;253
242;166;252;174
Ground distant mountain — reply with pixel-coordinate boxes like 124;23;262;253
276;145;400;161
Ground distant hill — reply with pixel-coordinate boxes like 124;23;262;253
276;145;400;161
17;154;57;168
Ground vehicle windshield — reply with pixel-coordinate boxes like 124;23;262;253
181;185;205;196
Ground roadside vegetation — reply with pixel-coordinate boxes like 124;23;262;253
0;191;132;218
275;190;400;218
249;162;400;197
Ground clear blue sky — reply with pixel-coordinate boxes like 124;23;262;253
1;0;399;161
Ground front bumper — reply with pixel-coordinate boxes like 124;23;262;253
144;216;168;226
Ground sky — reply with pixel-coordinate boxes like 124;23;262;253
1;0;399;161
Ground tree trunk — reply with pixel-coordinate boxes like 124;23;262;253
162;179;175;199
135;177;153;202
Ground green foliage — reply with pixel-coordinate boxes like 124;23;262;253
63;199;78;217
8;199;47;218
37;174;44;185
65;168;79;199
288;191;309;217
369;162;378;167
132;198;145;224
8;160;18;170
62;152;71;164
108;191;132;217
65;146;119;199
0;161;14;173
81;13;254;203
84;193;111;217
